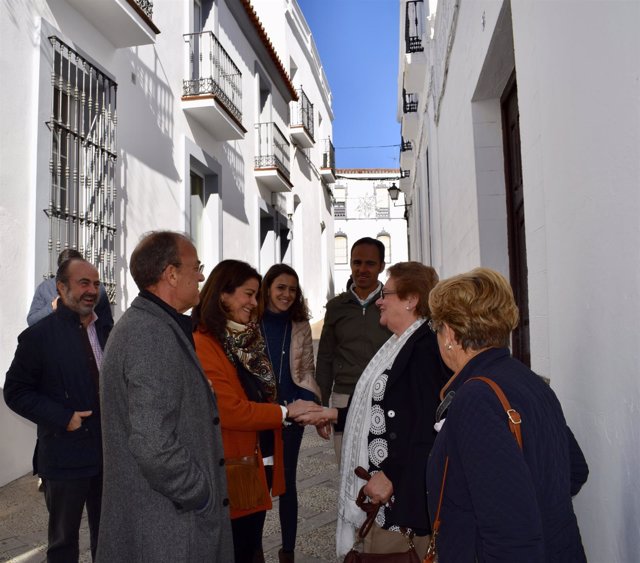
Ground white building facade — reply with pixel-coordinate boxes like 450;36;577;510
398;1;640;561
0;0;335;486
332;169;409;293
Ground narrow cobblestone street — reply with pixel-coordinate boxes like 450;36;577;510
0;427;339;563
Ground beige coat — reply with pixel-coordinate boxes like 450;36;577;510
290;320;321;401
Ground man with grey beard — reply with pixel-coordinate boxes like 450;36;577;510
4;258;111;562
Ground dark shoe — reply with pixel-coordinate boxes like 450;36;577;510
252;549;265;563
278;549;294;563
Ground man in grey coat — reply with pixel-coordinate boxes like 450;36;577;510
97;231;233;562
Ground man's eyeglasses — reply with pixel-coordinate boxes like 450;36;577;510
380;289;398;299
170;262;204;274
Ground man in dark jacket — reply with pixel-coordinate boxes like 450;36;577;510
316;237;392;464
4;258;111;563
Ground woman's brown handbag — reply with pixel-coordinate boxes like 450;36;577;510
424;376;523;563
343;467;421;563
225;449;268;511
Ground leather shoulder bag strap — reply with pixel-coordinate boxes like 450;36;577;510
467;376;523;450
425;376;523;562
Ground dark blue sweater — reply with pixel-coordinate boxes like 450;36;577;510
260;309;315;404
426;347;588;563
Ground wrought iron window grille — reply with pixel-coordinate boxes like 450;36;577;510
47;36;117;302
322;138;335;170
405;0;425;53
291;86;314;140
403;89;419;113
255;122;291;179
183;31;243;123
133;0;153;20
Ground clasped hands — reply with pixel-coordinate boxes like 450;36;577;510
286;401;339;440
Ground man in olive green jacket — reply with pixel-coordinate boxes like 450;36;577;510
316;238;392;464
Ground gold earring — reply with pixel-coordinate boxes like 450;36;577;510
446;343;453;350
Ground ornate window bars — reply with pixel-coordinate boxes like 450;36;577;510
133;0;153;20
405;0;425;54
255;122;291;179
183;31;243;123
47;36;117;302
403;89;419;113
322;138;335;170
291;86;314;140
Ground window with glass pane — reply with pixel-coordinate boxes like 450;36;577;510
190;171;205;254
48;37;117;302
377;233;391;264
375;185;389;218
335;235;348;264
334;185;346;218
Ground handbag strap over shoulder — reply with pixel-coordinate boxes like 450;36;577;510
425;376;523;562
467;376;523;450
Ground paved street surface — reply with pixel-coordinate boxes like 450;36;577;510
0;427;340;562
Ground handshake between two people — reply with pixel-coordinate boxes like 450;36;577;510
285;400;340;440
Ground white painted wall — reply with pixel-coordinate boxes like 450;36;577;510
0;0;333;486
332;170;409;294
400;0;640;560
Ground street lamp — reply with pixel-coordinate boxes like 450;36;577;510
387;183;411;207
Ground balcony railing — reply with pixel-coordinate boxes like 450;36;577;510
403;89;418;113
133;0;153;19
183;31;242;123
255;122;291;178
322;138;335;170
291;87;314;140
334;202;346;218
401;169;410;179
405;0;425;53
401;138;413;152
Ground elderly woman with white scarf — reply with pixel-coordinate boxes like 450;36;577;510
298;262;450;559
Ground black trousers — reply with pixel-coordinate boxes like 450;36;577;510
43;474;102;563
279;424;304;552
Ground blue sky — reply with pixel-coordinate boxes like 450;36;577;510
297;0;400;170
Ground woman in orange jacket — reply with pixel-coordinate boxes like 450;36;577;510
192;260;321;563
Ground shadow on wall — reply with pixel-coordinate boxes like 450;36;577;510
118;49;180;183
6;0;39;48
117;152;130;317
294;146;312;181
219;141;249;225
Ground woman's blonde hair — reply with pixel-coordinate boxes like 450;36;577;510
428;267;519;351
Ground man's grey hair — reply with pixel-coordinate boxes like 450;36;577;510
130;231;193;291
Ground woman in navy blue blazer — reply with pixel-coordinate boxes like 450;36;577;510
426;268;588;563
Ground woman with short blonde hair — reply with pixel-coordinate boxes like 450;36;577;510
426;267;588;562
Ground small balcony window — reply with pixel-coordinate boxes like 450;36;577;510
333;185;346;218
255;122;291;178
183;31;242;123
335;234;348;264
405;0;425;54
375;185;389;219
403;89;418;113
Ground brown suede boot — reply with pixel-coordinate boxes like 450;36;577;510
278;548;295;563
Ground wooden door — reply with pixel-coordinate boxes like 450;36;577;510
502;75;530;366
